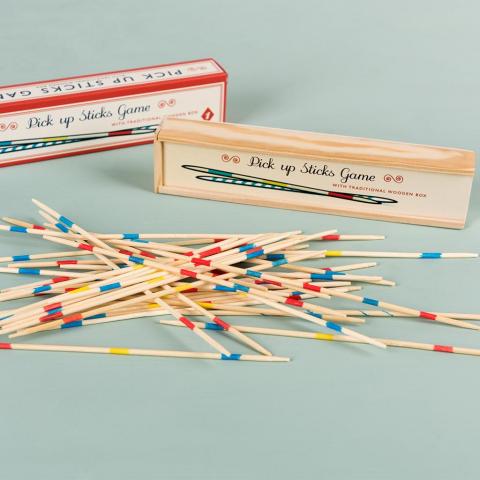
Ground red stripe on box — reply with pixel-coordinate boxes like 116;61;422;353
328;192;354;200
0;66;226;114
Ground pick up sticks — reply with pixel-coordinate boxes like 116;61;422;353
0;199;477;363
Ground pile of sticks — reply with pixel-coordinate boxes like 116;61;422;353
0;199;478;362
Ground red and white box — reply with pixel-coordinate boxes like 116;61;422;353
0;58;227;167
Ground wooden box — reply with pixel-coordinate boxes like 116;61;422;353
154;118;475;228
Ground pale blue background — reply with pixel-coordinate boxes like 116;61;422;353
1;1;479;479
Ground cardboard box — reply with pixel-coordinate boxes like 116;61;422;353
0;59;227;167
154;118;475;228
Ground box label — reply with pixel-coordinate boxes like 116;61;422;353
162;143;472;224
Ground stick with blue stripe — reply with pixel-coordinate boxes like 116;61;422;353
31;235;387;349
0;342;289;362
0;267;90;278
0;266;150;327
298;250;479;259
33;201;119;270
228;263;480;331
7;233;363;343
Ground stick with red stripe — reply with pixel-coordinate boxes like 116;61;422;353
153;295;231;355
176;292;272;356
231;267;480;331
10;234;374;348
159;320;480;357
33;236;385;348
32;199;120;270
0;341;288;362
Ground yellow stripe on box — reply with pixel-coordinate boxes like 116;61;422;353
44;136;69;142
325;251;342;257
264;180;288;187
314;333;334;341
109;347;129;355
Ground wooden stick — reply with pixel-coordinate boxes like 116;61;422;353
38;235;384;347
159;320;480;358
286;250;479;259
0;341;289;362
176;292;272;355
32;199;119;270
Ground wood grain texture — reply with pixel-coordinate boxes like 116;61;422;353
157;185;465;229
155;118;475;175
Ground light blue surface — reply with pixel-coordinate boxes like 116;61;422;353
1;1;479;479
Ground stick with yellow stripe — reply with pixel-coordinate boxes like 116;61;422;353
0;342;289;362
158;320;480;358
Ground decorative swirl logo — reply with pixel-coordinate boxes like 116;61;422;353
384;174;404;183
158;98;176;109
221;154;240;164
0;122;18;131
